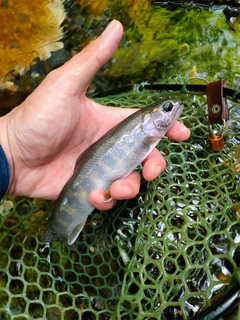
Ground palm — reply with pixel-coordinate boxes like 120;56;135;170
6;81;134;198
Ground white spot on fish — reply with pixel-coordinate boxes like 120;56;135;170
62;197;68;206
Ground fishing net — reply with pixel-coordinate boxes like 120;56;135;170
0;80;239;320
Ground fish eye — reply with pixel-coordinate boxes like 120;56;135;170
162;101;174;112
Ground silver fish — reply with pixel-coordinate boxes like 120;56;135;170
42;99;183;245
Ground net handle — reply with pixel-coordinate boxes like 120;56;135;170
92;81;240;102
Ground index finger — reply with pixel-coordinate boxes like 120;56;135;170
141;121;190;181
166;121;190;141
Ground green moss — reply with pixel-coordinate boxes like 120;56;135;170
65;1;240;90
102;3;240;87
104;39;180;83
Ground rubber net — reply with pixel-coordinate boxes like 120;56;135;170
0;83;240;319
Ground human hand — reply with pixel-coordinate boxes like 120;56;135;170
0;20;190;210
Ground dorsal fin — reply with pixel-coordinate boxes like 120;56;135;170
74;121;125;171
74;144;95;171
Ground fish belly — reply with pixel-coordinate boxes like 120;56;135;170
49;122;154;243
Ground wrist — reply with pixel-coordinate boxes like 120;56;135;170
0;117;14;196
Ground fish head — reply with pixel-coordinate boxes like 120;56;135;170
152;99;183;131
142;99;184;140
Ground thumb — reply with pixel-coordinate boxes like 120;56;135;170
60;20;123;94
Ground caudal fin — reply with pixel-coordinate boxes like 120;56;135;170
41;227;60;243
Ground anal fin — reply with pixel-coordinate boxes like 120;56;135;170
67;218;87;245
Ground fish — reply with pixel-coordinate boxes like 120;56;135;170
41;99;183;245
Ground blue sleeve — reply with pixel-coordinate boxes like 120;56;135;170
0;145;10;198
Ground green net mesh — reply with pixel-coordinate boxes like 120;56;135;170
0;83;240;320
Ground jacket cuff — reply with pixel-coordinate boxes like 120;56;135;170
0;145;10;198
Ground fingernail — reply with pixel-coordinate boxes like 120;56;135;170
102;20;117;36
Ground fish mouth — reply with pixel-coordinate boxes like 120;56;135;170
165;100;184;124
172;100;184;120
179;102;185;115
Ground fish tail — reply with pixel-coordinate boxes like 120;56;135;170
41;227;60;243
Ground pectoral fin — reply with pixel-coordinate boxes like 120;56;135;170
67;218;87;245
103;190;113;203
144;134;166;145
